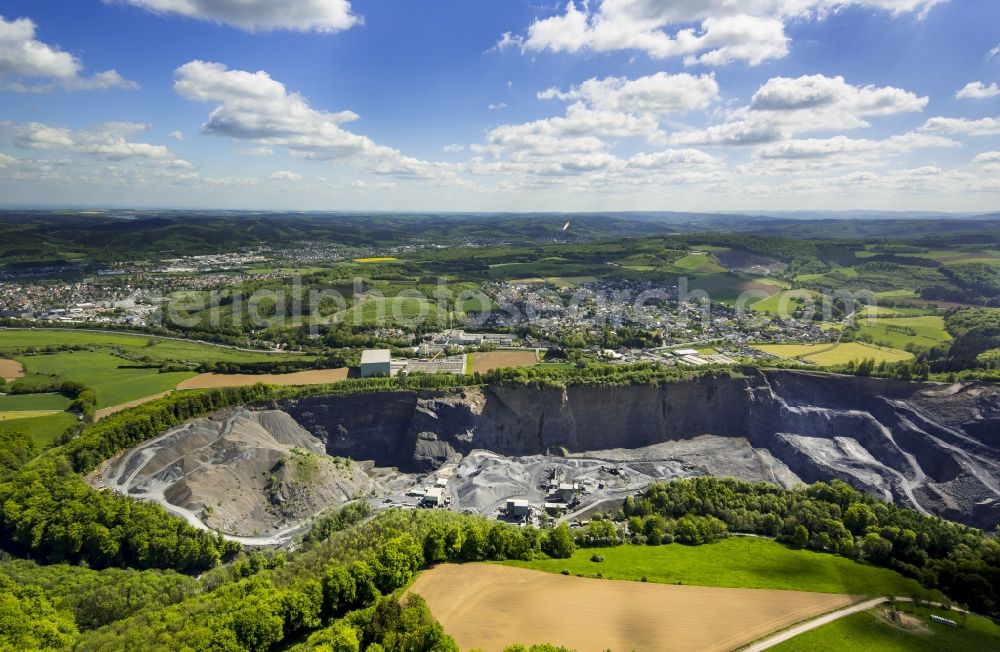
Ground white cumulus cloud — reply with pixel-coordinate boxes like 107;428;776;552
973;150;1000;164
753;132;957;160
921;115;1000;136
269;170;302;181
748;74;927;116
955;81;1000;99
973;150;1000;172
539;72;719;115
505;0;942;65
667;74;927;146
0;16;137;92
108;0;358;33
174;60;458;182
5;121;184;162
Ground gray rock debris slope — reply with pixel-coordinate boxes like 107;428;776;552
103;408;375;537
282;370;1000;529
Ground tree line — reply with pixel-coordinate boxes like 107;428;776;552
624;477;1000;615
55;508;573;651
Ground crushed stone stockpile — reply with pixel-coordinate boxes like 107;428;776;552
283;370;1000;529
102;408;376;538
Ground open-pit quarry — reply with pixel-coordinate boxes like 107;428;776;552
103;370;1000;542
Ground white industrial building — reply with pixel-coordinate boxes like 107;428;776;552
422;487;444;507
360;349;392;377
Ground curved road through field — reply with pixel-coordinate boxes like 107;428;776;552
743;597;963;651
743;597;889;651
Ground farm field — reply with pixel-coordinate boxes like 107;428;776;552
15;351;196;409
897;248;1000;265
669;251;727;273
93;391;174;421
751;289;824;315
507;275;602;288
0;410;62;421
458;291;498;313
0;358;23;379
244;266;327;275
486;260;607;280
857;305;932;320
769;604;1000;652
503;538;935;598
353;256;400;263
176;367;348;389
682;273;782;305
805;342;914;366
409;563;858;652
0;393;70;411
876;289;920;300
0;411;77;448
469;350;538;373
756;342;913;366
334;296;449;326
0;328;312;364
856;316;952;349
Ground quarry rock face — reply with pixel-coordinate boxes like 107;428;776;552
282;370;1000;529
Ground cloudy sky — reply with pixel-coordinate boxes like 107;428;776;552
1;0;998;211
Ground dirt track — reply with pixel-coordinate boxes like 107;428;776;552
176;368;348;389
94;391;173;421
408;564;858;652
470;351;537;374
0;358;24;380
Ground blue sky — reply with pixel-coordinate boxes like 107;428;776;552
1;0;998;211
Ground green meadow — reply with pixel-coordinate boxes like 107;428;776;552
0;328;312;365
502;538;937;598
0;393;71;412
15;351;194;409
769;604;1000;652
856;315;952;349
0;411;78;448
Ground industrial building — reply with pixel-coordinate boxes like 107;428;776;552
360;349;392;377
429;329;515;348
422;487;444;507
506;499;531;517
554;482;579;502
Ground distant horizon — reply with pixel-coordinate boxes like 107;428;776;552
1;205;998;219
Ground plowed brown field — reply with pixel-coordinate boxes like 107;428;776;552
408;564;859;652
470;351;537;373
177;368;348;389
0;358;24;380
